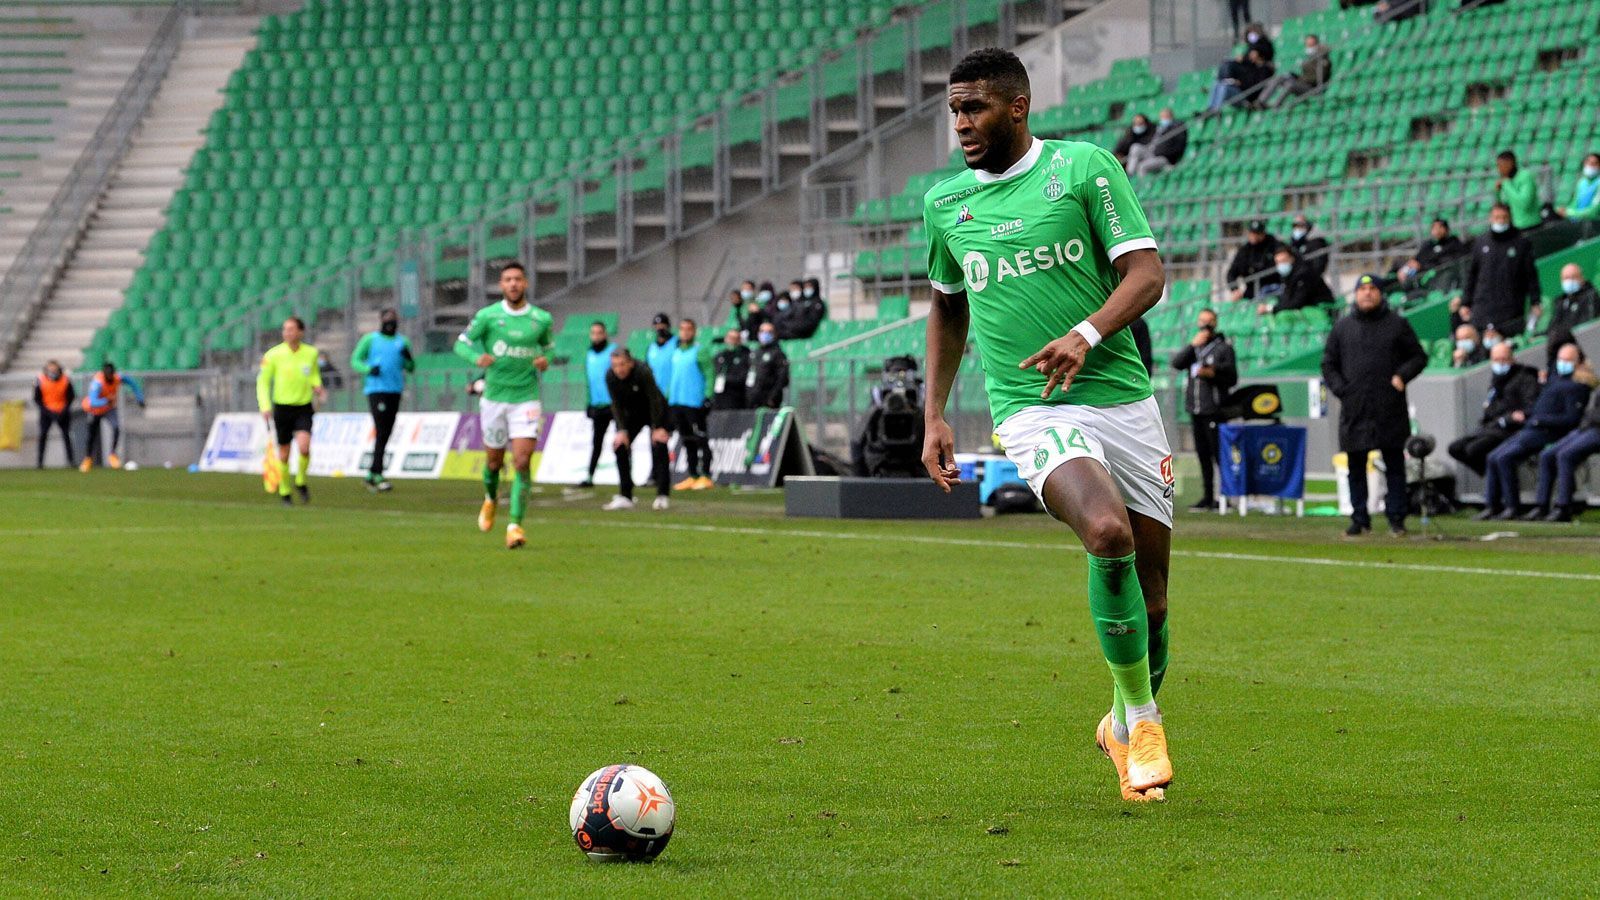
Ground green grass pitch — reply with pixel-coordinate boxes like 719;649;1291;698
2;469;1596;896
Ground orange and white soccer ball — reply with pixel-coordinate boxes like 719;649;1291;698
568;764;675;862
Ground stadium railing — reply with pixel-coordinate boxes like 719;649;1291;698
0;0;191;372
199;0;1056;370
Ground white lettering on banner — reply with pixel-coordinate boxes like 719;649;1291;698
199;413;270;472
387;412;461;479
962;241;1086;293
198;411;463;479
308;413;371;476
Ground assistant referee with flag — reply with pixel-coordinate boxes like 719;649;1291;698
258;316;327;505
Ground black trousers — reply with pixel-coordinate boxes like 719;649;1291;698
1191;413;1222;503
615;427;671;499
1228;0;1251;36
367;392;401;477
84;411;120;465
37;409;73;467
1447;426;1509;477
586;405;611;479
669;405;710;477
1346;443;1408;528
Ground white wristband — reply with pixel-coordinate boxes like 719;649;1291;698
1070;321;1103;348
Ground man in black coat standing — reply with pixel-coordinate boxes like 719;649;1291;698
711;328;752;410
1321;275;1429;536
1445;341;1539;476
748;322;790;408
1461;203;1541;338
1170;308;1237;511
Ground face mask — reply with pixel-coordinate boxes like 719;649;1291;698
1483;336;1501;349
1291;227;1307;241
1131;125;1147;135
758;332;774;345
656;327;670;339
790;289;802;300
1585;165;1599;179
1157;118;1173;129
740;289;753;301
1400;265;1418;280
591;339;608;351
1456;339;1476;353
1246;32;1259;43
380;320;398;335
1490;362;1511;376
1556;360;1576;377
1490;222;1510;234
776;298;790;311
1563;278;1582;294
757;290;772;302
1305;44;1318;56
803;287;815;298
1275;262;1293;277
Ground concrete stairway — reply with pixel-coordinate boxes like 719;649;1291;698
10;16;257;374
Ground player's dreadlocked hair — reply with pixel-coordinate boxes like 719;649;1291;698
948;47;1030;100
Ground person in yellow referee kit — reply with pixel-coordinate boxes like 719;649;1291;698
258;316;327;506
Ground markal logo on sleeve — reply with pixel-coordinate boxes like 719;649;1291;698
1096;176;1125;238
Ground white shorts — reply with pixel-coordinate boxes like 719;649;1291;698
994;397;1174;528
479;399;543;449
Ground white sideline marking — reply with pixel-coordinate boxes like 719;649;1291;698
545;517;1600;584
7;488;1597;583
0;523;298;538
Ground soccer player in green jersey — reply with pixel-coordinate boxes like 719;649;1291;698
454;262;554;549
922;49;1175;801
257;316;327;506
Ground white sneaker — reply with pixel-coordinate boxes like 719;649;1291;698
602;495;636;511
652;496;670;511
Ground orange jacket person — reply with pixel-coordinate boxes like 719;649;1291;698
80;361;145;471
32;360;76;468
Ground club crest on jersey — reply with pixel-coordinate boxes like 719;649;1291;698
955;204;973;224
1043;173;1064;202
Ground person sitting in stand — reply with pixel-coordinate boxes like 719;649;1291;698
1451;323;1488;369
1255;246;1332;314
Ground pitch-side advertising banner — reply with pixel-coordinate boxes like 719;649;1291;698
535;409;663;485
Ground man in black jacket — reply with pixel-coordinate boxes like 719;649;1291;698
1532;386;1600;521
1479;342;1591;519
1461;203;1541;338
1257;246;1333;314
602;348;673;511
711;328;752;410
1446;341;1539;475
1321;275;1429;536
1262;34;1333;106
1113;113;1154;163
1170;308;1237;511
1226;220;1284;300
1545;262;1599;369
1288;215;1329;276
748;322;790;408
1416;218;1468;271
1126;107;1186;175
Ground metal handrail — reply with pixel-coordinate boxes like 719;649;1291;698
0;0;191;371
203;0;1031;359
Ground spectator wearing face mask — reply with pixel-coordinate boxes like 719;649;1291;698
1531;381;1600;522
748;321;790;408
1545;263;1599;371
1477;342;1592;520
1262;34;1332;107
1112;113;1154;163
1125;108;1186;176
790;277;827;339
1557;152;1600;222
1225;220;1284;300
1288;215;1329;277
1450;323;1487;368
645;312;679;380
1461;203;1540;338
317;351;344;391
711;328;752;410
1208;27;1275;111
1256;246;1332;315
1493;150;1541;230
732;279;768;339
1447;341;1538;476
1169;307;1235;511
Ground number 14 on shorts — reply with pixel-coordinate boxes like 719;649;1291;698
1034;426;1092;469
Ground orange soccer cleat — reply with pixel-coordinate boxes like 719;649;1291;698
1096;712;1165;802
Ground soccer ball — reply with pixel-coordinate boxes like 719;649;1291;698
568;764;675;862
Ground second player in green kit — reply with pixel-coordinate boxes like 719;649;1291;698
921;49;1176;802
455;262;554;549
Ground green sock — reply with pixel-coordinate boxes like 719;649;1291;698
1148;619;1170;698
294;455;308;487
482;466;500;502
277;458;291;496
1087;553;1155;714
509;470;530;525
1112;686;1126;729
